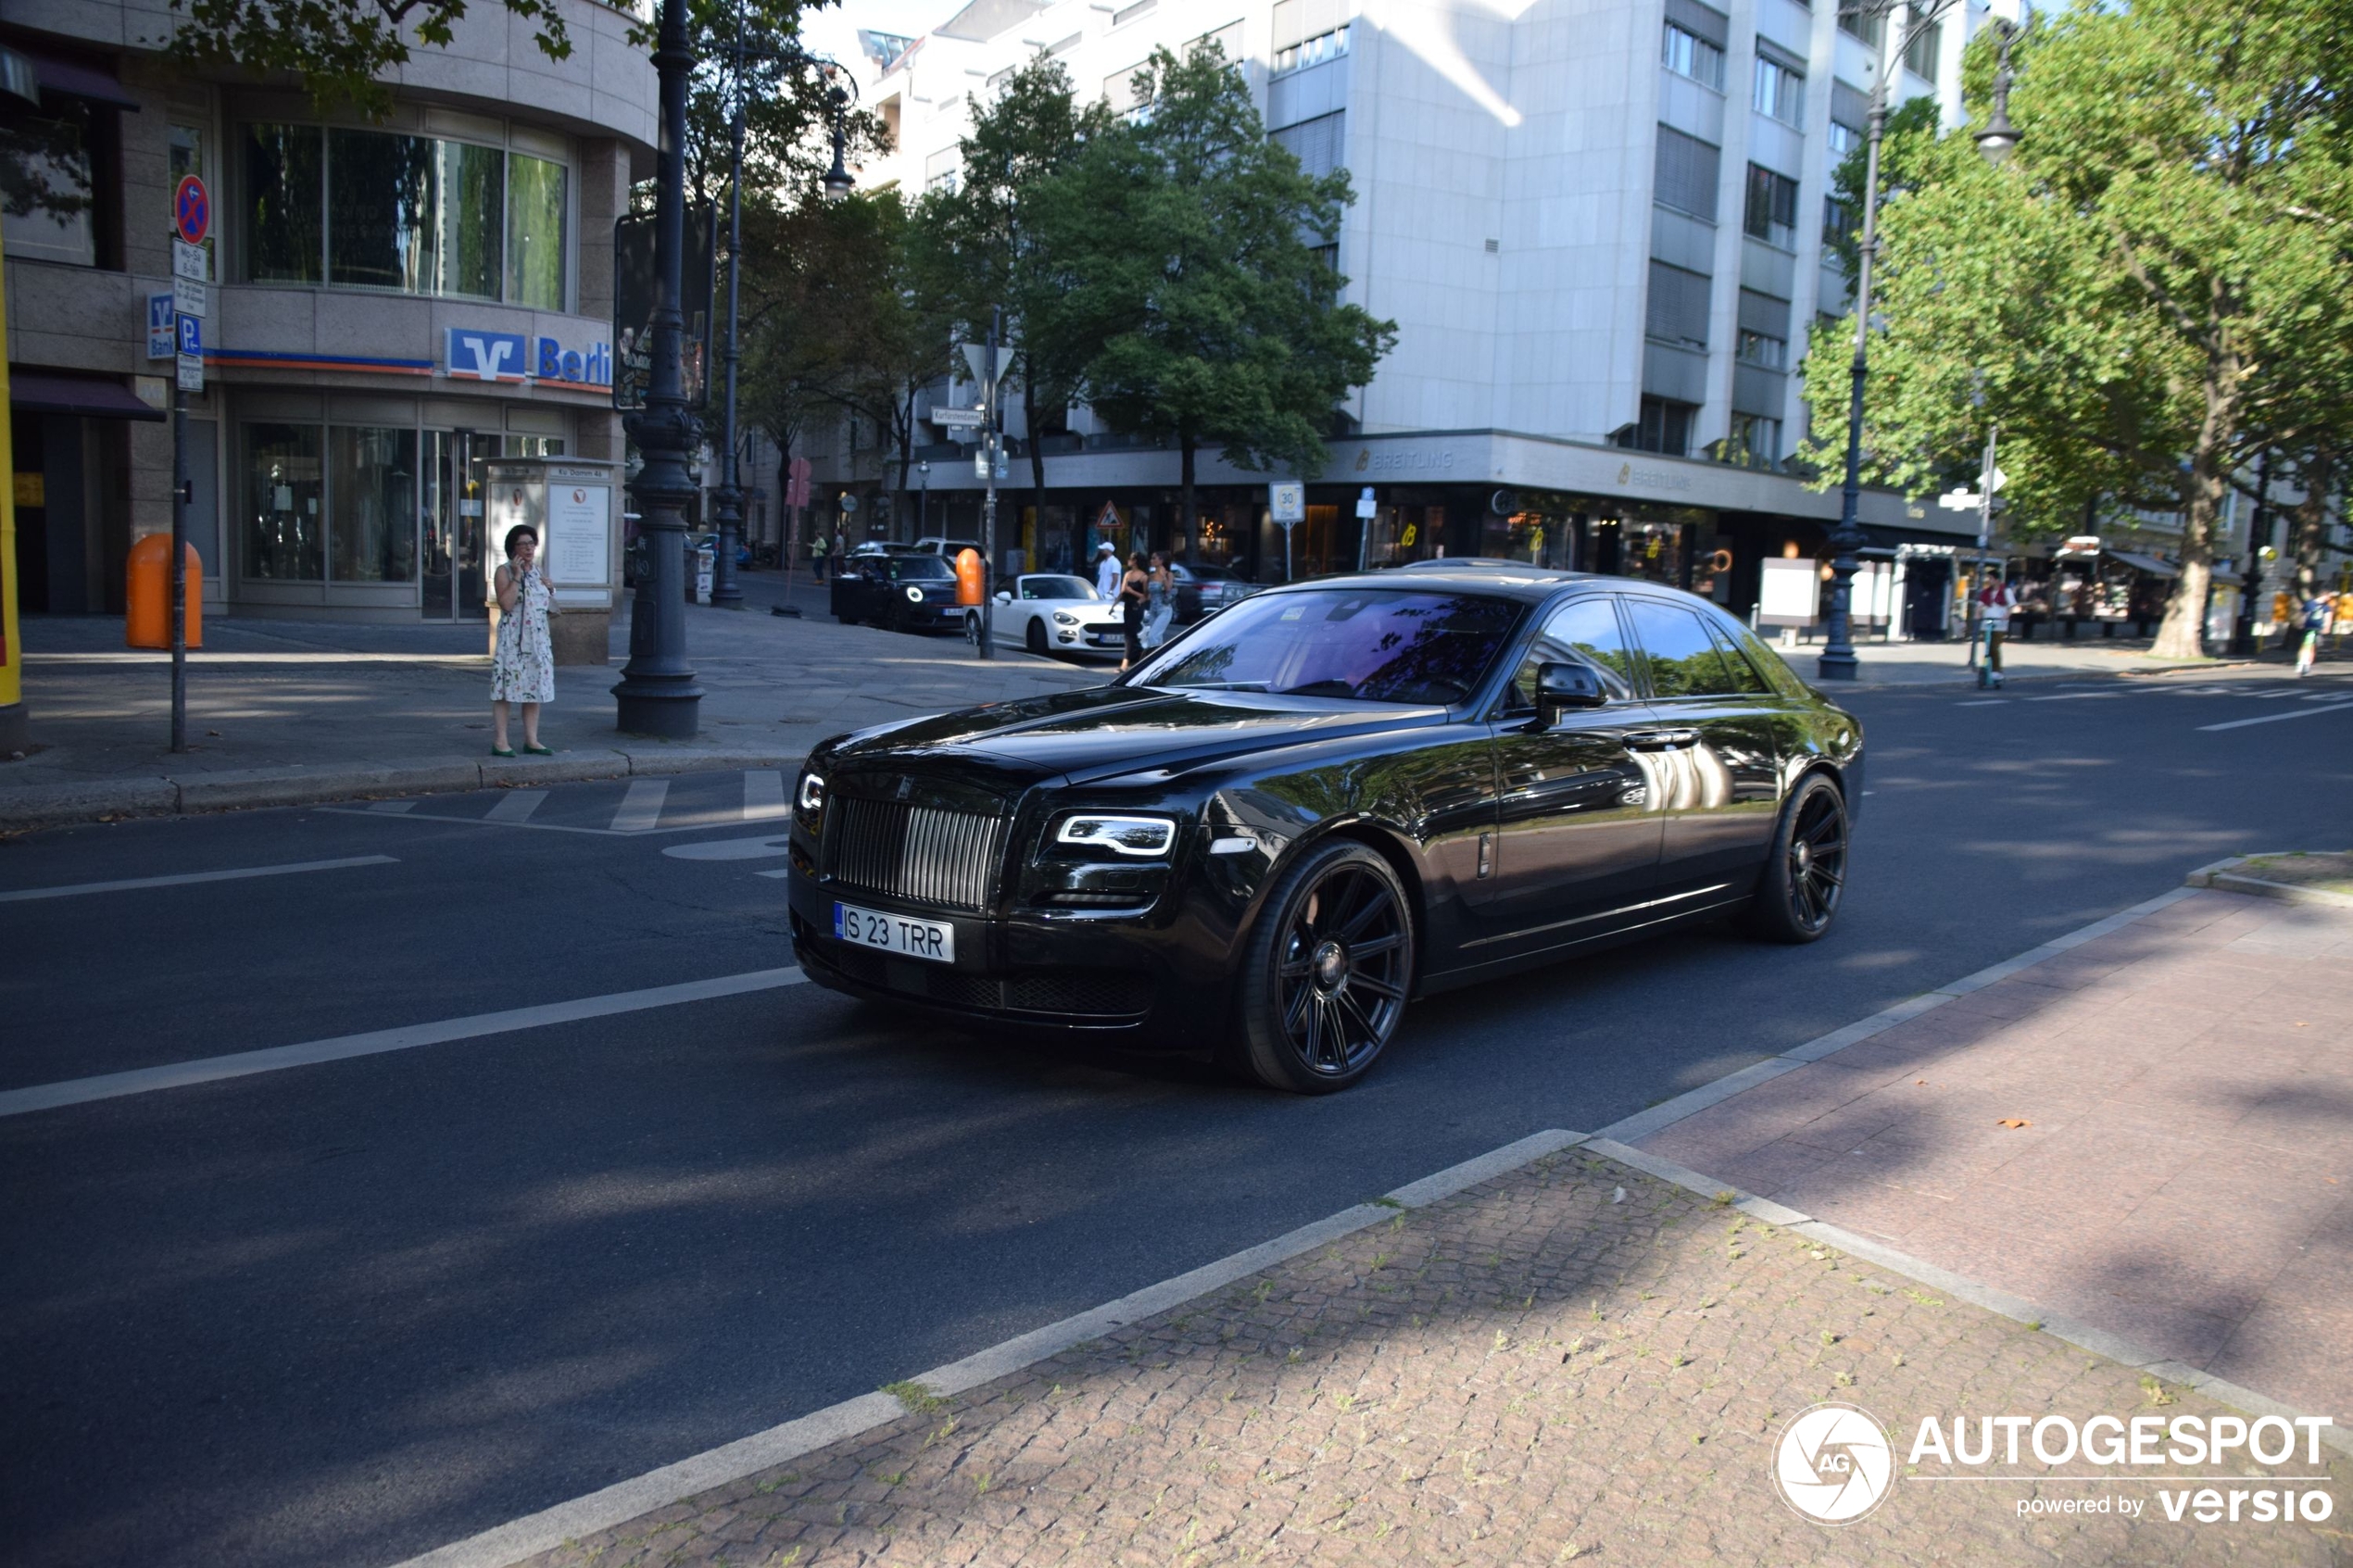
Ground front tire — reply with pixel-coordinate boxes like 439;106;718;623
1743;772;1848;943
1233;841;1414;1093
1025;619;1048;657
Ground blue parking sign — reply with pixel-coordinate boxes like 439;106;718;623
177;313;202;355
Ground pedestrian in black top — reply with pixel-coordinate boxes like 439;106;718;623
1118;551;1150;670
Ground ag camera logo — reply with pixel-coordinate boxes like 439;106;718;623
1774;1401;1894;1524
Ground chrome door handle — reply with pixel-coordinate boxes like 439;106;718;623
1625;728;1700;750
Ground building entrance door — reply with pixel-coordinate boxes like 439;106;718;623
422;430;489;620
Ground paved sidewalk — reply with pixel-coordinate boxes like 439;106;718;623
1638;885;2353;1429
494;1145;2347;1568
0;574;1104;829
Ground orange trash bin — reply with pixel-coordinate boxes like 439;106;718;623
954;547;985;606
126;535;203;649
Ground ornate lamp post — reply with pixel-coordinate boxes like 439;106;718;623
613;0;705;735
1820;5;2016;680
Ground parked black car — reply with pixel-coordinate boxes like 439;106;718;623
786;567;1863;1092
831;552;966;633
1170;561;1254;622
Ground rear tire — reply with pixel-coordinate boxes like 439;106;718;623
1232;841;1414;1093
1742;772;1848;943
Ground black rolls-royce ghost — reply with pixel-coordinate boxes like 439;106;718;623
786;567;1862;1092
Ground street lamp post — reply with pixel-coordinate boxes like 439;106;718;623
613;0;704;736
1820;3;2013;682
918;459;929;533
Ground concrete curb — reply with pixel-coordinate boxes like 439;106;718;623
0;748;812;833
2183;853;2353;909
1582;1136;2353;1460
390;1129;1592;1568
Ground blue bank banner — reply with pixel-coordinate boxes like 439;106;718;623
445;328;612;388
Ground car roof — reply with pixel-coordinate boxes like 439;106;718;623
1259;565;1599;604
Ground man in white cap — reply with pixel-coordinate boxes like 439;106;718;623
1095;539;1122;600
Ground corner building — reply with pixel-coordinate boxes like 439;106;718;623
1;0;650;643
837;0;2026;636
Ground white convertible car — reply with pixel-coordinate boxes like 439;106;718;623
967;573;1130;659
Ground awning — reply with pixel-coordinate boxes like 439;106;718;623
25;51;138;110
2106;549;2179;579
9;371;166;421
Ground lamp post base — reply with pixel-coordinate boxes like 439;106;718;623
612;680;704;738
1815;649;1859;682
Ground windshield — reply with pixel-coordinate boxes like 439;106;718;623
1022;576;1097;600
891;557;956;581
1127;589;1522;705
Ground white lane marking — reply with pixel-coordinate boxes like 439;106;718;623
744;770;788;822
662;834;790;861
2198;700;2353;733
0;967;808;1119
484;789;547;824
609;779;670;833
1954;698;2009;707
0;855;397;906
389;1127;1587;1568
754;868;794;879
2024;692;2120;702
368;800;418;814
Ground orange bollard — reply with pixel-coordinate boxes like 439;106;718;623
126;535;203;649
954;546;985;607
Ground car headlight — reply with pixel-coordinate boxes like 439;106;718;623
1055;813;1178;858
905;585;925;603
796;771;825;812
1052;609;1079;625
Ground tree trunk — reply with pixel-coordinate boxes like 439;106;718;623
2149;362;2241;659
897;384;916;543
2289;449;2334;601
1024;359;1047;571
1179;434;1197;570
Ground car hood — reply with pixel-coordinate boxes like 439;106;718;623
830;684;1450;785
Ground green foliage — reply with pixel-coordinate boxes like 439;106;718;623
684;2;886;215
1029;43;1394;505
165;0;585;114
1824;96;1937;286
1802;0;2353;656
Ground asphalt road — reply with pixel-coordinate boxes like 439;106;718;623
3;667;2348;1568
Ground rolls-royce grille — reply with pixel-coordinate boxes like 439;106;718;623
825;797;1005;912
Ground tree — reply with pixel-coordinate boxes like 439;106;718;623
930;56;1112;551
1802;1;2353;658
1029;43;1395;564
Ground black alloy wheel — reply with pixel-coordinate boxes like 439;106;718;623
1743;772;1848;943
1235;840;1414;1093
1025;618;1048;656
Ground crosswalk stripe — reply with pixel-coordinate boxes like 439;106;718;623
609;779;670;833
744;770;789;822
368;800;418;814
484;789;547;823
2198;699;2353;733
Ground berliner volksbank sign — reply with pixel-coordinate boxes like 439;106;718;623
445;328;613;389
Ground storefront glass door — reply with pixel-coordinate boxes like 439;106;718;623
422;430;488;620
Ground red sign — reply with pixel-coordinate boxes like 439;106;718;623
173;175;210;245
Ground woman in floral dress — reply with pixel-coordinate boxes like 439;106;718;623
490;525;555;755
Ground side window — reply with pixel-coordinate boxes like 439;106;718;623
1507;597;1638;710
1625;599;1739;697
1705;622;1771;695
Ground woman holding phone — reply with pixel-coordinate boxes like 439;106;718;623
489;525;556;756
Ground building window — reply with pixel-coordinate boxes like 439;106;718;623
1646;261;1713;351
1727;413;1782;469
244;423;325;581
0;98;99;267
1822;194;1855;248
924;145;961;194
1629;396;1697;458
240;123;567;307
1113;0;1155;23
1839;6;1885;48
1753;53;1806;125
1654;126;1722;222
1827;119;1859;160
1736;328;1786;370
1272;111;1344;179
1903;10;1943;79
1274;25;1350;75
328;426;420;583
1661;22;1726;91
1743;164;1799;249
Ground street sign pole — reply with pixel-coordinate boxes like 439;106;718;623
1969;424;1997;681
978;307;999;661
167;175;209;755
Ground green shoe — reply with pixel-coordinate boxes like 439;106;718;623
491;745;516;758
523;743;553;756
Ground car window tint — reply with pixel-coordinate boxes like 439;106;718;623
1714;613;1810;697
1131;590;1522;705
1625;599;1741;697
1507;597;1637;710
1705;622;1771;694
891;557;955;581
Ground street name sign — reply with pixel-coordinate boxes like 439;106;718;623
930;406;985;428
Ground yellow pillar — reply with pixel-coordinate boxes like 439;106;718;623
0;227;23;754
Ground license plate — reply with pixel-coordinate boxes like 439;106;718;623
834;901;955;963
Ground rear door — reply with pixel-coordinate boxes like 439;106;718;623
1620;596;1785;899
1478;595;1666;947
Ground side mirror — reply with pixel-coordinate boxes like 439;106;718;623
994;591;1012;605
1536;661;1608;723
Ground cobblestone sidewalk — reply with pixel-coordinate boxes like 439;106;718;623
518;1148;2349;1568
